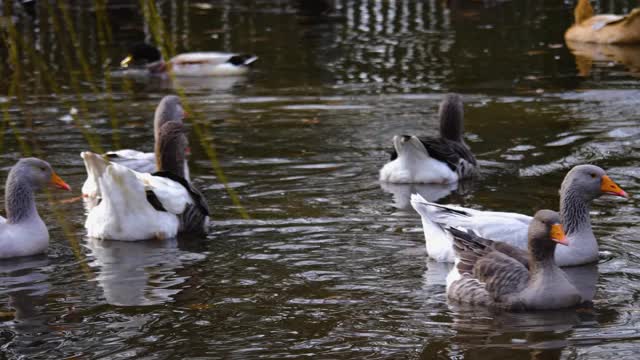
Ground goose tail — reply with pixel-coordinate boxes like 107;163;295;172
228;54;258;66
81;151;110;197
624;8;640;27
410;193;455;262
448;227;491;274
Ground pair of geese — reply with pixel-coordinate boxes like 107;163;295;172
0;96;210;259
379;94;628;311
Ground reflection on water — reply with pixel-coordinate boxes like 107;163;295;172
563;264;599;302
566;40;640;77
0;256;50;298
85;237;205;306
380;181;465;210
112;70;249;93
1;0;640;358
0;256;51;357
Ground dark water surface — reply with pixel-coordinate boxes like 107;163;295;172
1;1;640;359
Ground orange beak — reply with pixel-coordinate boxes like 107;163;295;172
550;223;568;246
601;175;628;198
51;172;71;191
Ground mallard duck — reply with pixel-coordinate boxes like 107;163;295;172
565;0;640;44
83;121;209;241
411;165;627;265
0;158;71;258
447;210;585;310
379;94;476;184
120;43;258;77
82;95;189;198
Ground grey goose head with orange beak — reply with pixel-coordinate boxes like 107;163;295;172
559;164;628;236
5;158;71;224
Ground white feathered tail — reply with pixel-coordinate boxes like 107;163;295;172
410;193;455;262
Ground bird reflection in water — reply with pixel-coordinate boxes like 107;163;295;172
566;41;640;77
85;237;205;306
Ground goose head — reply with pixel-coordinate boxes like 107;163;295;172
155;121;189;178
154;95;186;141
9;158;71;192
5;158;70;223
527;210;568;263
438;93;464;143
121;43;162;68
560;165;627;202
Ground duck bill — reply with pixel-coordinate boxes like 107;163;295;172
550;223;568;246
51;172;72;191
120;55;133;68
601;175;628;198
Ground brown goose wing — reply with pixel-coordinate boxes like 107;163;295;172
473;252;529;301
449;227;529;271
449;227;530;303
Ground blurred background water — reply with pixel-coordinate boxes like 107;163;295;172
0;0;640;358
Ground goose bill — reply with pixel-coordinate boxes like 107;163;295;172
601;175;628;198
51;172;72;191
120;55;133;68
550;223;568;246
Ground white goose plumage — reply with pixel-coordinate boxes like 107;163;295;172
82;121;209;241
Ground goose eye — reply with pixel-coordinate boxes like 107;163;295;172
590;173;597;178
40;167;46;172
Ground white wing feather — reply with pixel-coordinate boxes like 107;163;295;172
136;172;192;215
106;149;156;174
410;193;532;261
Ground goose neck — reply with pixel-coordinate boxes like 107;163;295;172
529;254;556;275
559;188;591;236
439;106;463;143
156;143;185;178
5;178;38;224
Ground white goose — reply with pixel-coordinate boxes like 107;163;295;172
82;95;189;197
411;165;627;266
120;43;258;77
379;94;476;184
0;158;71;258
82;121;209;241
